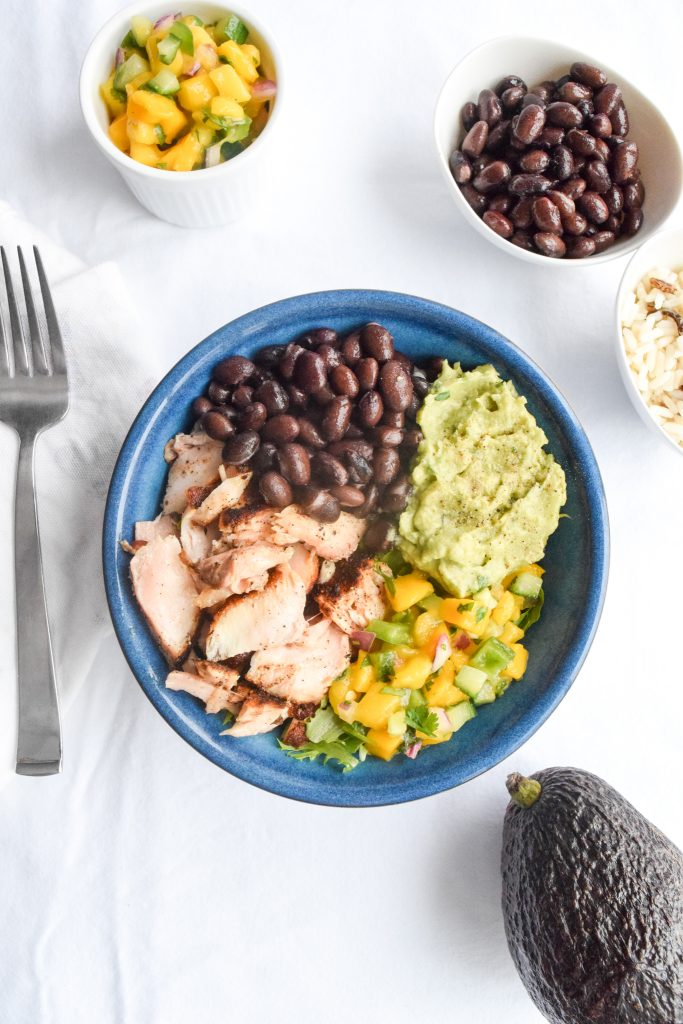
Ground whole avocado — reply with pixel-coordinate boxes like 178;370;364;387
501;767;683;1024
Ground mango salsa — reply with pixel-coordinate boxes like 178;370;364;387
100;11;276;170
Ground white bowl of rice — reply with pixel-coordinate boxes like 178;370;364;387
616;225;683;454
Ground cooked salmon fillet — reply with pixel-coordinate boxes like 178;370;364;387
218;503;279;544
288;543;319;592
163;432;224;514
247;618;351;704
197;542;293;593
193;472;252;526
134;514;176;544
180;510;219;565
314;556;388;634
130;536;199;663
223;687;288;737
272;506;366;560
205;562;307;660
166;667;238;714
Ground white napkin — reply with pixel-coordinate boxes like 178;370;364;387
0;202;159;786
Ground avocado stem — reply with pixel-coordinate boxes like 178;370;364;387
506;772;542;808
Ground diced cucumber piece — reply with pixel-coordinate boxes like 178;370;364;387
388;710;406;737
215;13;249;43
510;572;542;600
131;15;153;47
154;124;166;145
369;651;396;682
469;637;515;678
368;618;412;646
120;29;136;49
417;593;442;614
224;118;251;143
113;52;150;94
408;688;427;709
146;70;180;95
473;682;496;705
455;665;488;698
169;21;194;55
157;35;181;64
446;701;476;732
220;140;244;161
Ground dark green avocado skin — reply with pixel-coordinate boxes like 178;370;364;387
501;767;683;1024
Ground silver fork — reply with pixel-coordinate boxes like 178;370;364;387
1;247;69;776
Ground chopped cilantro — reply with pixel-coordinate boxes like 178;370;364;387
405;705;439;737
517;586;544;631
475;606;487;623
459;601;473;612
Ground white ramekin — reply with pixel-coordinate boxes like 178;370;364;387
434;35;683;268
615;225;683;456
80;2;283;227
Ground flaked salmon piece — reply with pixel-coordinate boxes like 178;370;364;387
222;687;287;737
218;503;279;544
194;660;241;687
166;668;238;714
314;556;389;634
193;472;252;526
247;618;351;704
130;536;199;663
163;432;224;515
134;514;176;544
196;587;233;610
272;506;366;561
288;543;319;593
197;542;293;593
206;562;307;660
180;510;219;565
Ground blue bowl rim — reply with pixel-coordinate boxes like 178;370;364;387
102;288;610;807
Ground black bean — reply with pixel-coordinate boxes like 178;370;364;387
460;183;488;214
462;120;489;158
488;194;513;214
592;229;617;251
312;385;335;407
511;197;534;229
202;409;235;441
584;160;611;194
550;145;574;181
341;332;362;366
461;101;478;130
321;396;352;441
495;75;526;96
254;379;289;415
402;428;423;450
559;177;586;200
512;104;545;145
566;128;596;157
358;389;384;428
360;323;395;362
372;425;404;447
330;484;365;508
313;451;348;487
610;102;629;137
478;88;502;127
213;355;255;387
251;441;278;474
473;160;511;193
449;150;472;185
352;483;379;518
329;364;359;397
238;402;267;431
363;517;394;554
532;80;556;103
605;214;621;234
262;414;300;443
578;191;609;224
534;232;566;257
250;367;273;388
570;62;607;89
622;207;643;236
520;93;546;110
622;178;644;210
611;141;638;184
299;487;340;523
316;344;342;371
373;447;400;485
256;344;287;368
222;430;260;465
231;385;253;409
511;231;534;250
594;83;621;116
259;471;293;508
483;210;514;239
309;327;338;346
509;174;552;195
193;396;213;417
344;424;364;439
547;190;576;221
546;102;583;128
346;450;373;484
589;113;612;139
328;438;374;461
518;149;550;173
381;477;412;513
294;350;327;393
532;197;562;234
501;86;525;111
594;138;611;163
487;119;512;154
279;343;305;380
297;417;326;449
536;126;565;149
378;360;413;411
557;81;592;104
566;236;596;259
286;383;306;408
382;410;405;428
356;357;379;392
563;211;588;236
208;380;230;405
277;443;311;486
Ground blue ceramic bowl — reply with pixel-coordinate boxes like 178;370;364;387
103;290;609;807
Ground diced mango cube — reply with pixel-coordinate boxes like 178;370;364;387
393;653;432;691
127;89;187;140
355;682;401;730
242;43;261;66
126;119;159;144
100;74;126;118
328;675;351;716
365;728;403;761
502;563;544;588
162;131;204;171
125;71;153;97
500;622;524;645
217;39;258;82
129;142;163;166
502;643;528;680
389;573;434;613
178;73;218;111
108;113;129;151
427;662;468;708
209;63;252;103
349;654;375;693
492;590;516;626
413;610;444;649
210;96;245;120
441;598;491;637
191;23;218;51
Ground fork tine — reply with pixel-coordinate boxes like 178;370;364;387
0;259;10;377
18;247;48;375
1;247;29;376
33;247;66;377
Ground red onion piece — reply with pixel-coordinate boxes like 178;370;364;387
405;740;422;759
153;13;176;31
433;707;451;732
350;630;375;651
197;43;219;69
115;47;125;67
185;60;201;77
251;79;277;100
431;632;450;673
455;631;471;650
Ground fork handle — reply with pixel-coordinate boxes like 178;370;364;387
14;434;62;775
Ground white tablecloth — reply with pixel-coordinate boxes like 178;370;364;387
3;2;683;1021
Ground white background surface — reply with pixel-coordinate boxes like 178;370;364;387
3;1;683;1022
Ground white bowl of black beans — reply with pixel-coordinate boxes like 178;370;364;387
434;35;683;264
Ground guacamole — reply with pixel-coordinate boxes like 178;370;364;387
398;363;566;597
